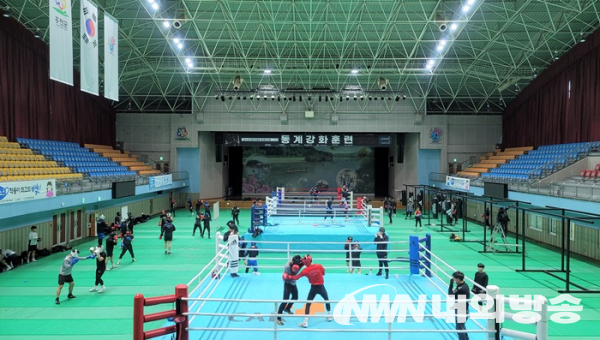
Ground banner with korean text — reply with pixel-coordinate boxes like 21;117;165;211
104;13;119;101
0;179;57;204
446;176;470;191
80;0;99;95
149;174;173;189
49;0;73;85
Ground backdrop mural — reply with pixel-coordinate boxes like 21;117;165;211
242;146;375;194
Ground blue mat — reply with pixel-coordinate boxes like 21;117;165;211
244;216;377;251
158;273;496;340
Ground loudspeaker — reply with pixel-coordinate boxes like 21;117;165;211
157;190;163;195
397;133;405;145
215;132;224;145
216;144;222;163
388;156;394;163
401;190;407;206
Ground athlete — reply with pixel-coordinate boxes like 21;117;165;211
276;255;303;325
160;219;176;254
340;198;349;221
89;246;107;293
285;254;333;328
324;197;334;222
55;249;94;304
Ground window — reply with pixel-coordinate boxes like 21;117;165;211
528;214;542;231
549;219;558;236
570;222;575;241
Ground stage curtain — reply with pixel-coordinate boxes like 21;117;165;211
502;27;600;148
0;13;115;145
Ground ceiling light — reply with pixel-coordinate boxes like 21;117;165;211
437;45;444;51
351;69;359;74
148;0;155;3
264;69;271;74
402;95;407;100
580;33;586;43
426;64;433;70
33;30;41;38
151;3;159;10
177;43;183;49
450;23;458;31
185;58;191;63
467;0;475;5
271;95;275;100
173;38;180;44
163;21;170;28
462;5;470;12
2;7;10;18
440;39;447;46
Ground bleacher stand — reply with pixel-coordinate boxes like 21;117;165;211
481;142;596;182
17;138;136;180
84;144;160;176
0;136;82;182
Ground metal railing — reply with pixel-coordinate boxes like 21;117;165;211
56;171;189;196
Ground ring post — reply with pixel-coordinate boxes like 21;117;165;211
486;285;500;340
133;293;145;340
425;233;432;277
175;284;189;340
409;235;419;275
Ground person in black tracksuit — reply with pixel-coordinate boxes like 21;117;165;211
472;263;489;306
276;255;303;325
324;198;334;221
127;212;136;233
232;205;240;226
170;199;177;217
105;231;118;270
193;213;203;236
158;210;167;230
201;211;211;239
96;216;108;247
117;231;135;264
239;236;248;272
374;227;389;279
195;200;202;215
160;220;176;255
448;271;471;340
90;247;107;293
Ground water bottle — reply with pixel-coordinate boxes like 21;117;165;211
369;268;372;276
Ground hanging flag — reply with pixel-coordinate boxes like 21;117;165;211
104;13;119;101
49;0;73;85
80;0;98;95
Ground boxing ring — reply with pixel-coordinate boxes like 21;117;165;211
132;234;549;340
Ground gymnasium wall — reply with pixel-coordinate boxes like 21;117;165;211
116;112;501;198
0;193;171;256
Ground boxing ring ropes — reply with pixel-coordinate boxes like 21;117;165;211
132;234;549;340
265;189;383;227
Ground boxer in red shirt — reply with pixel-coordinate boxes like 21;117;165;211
285;254;332;328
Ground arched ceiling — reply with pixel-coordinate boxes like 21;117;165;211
2;0;599;114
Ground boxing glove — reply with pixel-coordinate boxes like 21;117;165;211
86;255;95;259
159;236;162;240
292;264;300;274
282;273;290;281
